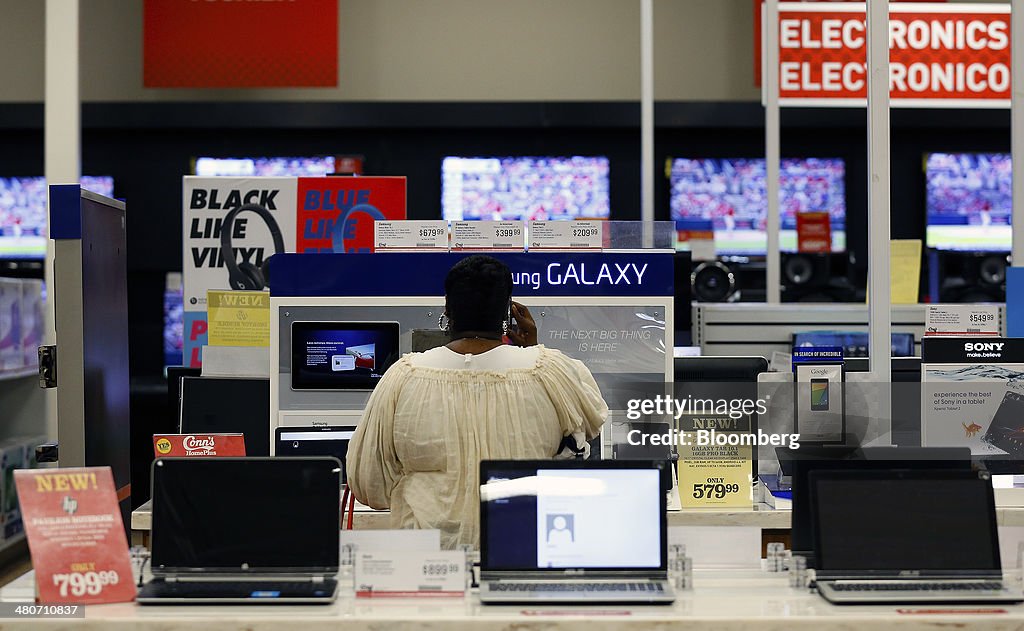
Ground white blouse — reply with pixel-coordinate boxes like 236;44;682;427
347;344;608;549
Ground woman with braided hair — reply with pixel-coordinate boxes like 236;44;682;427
347;254;607;549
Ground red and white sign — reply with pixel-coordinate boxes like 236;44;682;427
15;468;136;604
153;434;246;458
143;0;338;88
763;3;1010;107
296;177;408;254
796;211;832;253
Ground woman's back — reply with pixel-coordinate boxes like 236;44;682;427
347;344;607;549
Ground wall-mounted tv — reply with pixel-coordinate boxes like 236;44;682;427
926;152;1011;252
0;176;114;259
441;156;610;221
670;158;846;256
193;156;336;177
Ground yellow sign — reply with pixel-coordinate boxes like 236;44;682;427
677;415;754;509
206;290;270;347
891;239;922;304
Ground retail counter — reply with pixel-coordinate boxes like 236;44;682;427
2;569;1024;630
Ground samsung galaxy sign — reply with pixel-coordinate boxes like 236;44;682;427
269;252;673;298
511;262;648;291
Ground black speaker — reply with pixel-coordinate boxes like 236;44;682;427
937;251;1007;302
781;253;854;302
674;252;693;343
691;261;738;302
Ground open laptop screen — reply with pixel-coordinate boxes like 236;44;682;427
275;427;355;484
480;461;666;572
811;470;999;577
151;458;341;573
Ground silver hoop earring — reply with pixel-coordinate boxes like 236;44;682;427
438;313;450;333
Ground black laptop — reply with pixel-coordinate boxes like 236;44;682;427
810;469;1024;605
138;457;341;604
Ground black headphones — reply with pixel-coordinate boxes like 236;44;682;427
220;203;285;290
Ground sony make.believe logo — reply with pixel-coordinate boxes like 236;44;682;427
964;342;1005;352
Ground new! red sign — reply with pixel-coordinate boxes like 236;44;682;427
15;468;136;604
766;3;1010;107
143;0;338;88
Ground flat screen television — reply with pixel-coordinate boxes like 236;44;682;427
193;156;336;177
925;152;1011;252
669;158;846;256
441;156;610;221
0;176;114;259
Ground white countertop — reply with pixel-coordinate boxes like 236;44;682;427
4;569;1024;629
128;500;1024;533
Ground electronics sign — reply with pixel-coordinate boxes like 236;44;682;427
762;2;1009;107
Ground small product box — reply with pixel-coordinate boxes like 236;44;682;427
0;278;23;371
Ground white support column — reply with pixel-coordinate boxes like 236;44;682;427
1014;0;1024;265
640;0;654;244
765;0;781;303
867;0;891;385
45;0;81;440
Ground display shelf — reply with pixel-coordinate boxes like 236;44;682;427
0;367;37;383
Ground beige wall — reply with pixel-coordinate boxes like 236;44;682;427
2;0;780;103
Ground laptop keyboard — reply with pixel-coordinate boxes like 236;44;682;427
831;582;1004;592
140;579;337;600
490;582;664;592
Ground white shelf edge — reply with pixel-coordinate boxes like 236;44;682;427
0;367;37;383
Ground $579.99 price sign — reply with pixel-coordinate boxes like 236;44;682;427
14;467;137;604
690;482;742;500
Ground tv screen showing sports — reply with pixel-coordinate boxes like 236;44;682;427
926;152;1011;252
291;321;400;390
194;156;336;177
670;158;846;255
0;176;114;259
441;156;610;221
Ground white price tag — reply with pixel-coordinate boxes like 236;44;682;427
451;221;524;251
355;550;465;598
528;221;603;250
374;220;448;251
925;304;1000;336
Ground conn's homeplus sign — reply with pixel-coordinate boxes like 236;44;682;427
763;2;1011;108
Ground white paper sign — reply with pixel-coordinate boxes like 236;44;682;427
925;304;1000;337
451;221;524;251
355;550;465;598
690;238;716;262
528;221;602;250
374;220;448;251
340;529;441;553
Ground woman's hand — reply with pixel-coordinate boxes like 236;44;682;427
507;301;538;347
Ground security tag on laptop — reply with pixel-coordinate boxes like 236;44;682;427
355;550;465;598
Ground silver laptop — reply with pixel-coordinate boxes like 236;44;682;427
478;460;675;605
810;469;1024;605
138;457;341;605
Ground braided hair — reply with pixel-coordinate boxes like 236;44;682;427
444;255;513;336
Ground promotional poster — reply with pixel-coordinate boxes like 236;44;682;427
182;177;297;367
295;177;407;254
15;467;136;604
922;337;1024;456
677;414;754;509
